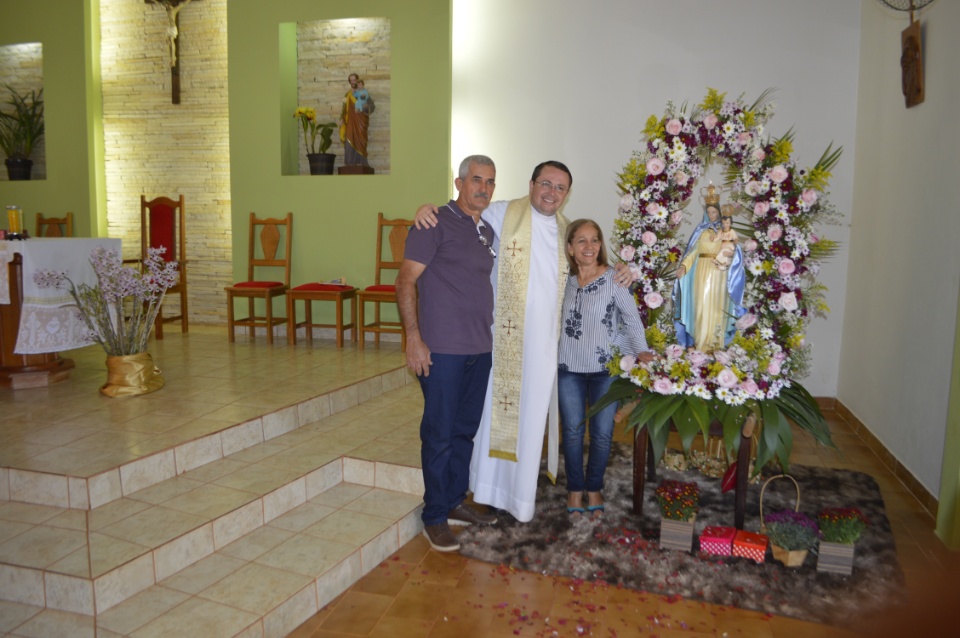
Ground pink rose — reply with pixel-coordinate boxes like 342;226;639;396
745;181;762;197
641;231;657;246
703;113;719;130
773;351;787;362
737;132;752;146
767;224;783;241
713;350;732;366
778;259;796;275
665;119;683;136
645;202;662;216
739;378;759;396
619;194;635;211
753;201;770;217
670;211;684;226
753;148;766;162
769;165;789;184
646;157;666;176
687;350;709;366
619;354;637;372
743;239;758;252
644;291;664;309
767;360;782;376
629;264;643;281
665;344;684;359
779;291;798;312
619;245;636;262
674;170;689;186
801;189;818;205
717;368;739;389
653;377;674;394
735;313;757;331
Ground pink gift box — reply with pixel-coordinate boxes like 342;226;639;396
732;530;769;563
699;525;736;555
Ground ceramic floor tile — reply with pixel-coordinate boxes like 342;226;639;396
0;525;87;569
198;562;313;617
95;585;190;636
96;506;205;549
158;552;245;596
302;509;395;548
127;596;259;638
254;533;356;578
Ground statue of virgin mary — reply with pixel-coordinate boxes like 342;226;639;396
672;184;746;352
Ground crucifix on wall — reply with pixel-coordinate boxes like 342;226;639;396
146;0;195;104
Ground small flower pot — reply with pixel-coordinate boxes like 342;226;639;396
660;516;696;552
771;543;808;567
5;158;33;181
307;153;335;175
816;541;855;575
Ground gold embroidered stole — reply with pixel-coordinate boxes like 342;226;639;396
489;197;570;465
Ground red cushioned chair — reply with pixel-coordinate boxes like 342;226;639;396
35;212;74;238
225;212;293;344
356;213;411;350
140;195;187;339
286;282;357;348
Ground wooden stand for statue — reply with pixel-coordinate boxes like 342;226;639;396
633;414;756;530
337;166;375;175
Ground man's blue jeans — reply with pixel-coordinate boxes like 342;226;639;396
558;369;617;493
418;352;492;525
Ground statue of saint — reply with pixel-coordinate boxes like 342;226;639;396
672;185;746;352
339;73;374;166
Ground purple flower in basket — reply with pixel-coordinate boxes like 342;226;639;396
765;510;819;551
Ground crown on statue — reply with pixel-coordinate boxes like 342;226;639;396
721;203;735;217
702;182;721;206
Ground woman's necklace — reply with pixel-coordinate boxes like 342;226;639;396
577;267;603;288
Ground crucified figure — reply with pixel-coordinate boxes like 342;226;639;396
148;0;194;68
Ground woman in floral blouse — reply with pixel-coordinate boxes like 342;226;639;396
559;219;654;517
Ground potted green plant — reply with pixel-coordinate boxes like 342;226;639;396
816;506;869;575
0;85;44;180
763;510;819;567
294;106;337;175
655;479;700;551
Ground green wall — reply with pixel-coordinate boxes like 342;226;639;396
0;0;102;238
228;0;452;323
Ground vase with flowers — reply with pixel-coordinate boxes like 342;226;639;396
34;247;179;397
816;506;869;575
294;106;337;175
0;84;44;181
656;479;700;551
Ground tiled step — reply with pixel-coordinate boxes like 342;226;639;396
2;366;412;511
0;381;427;637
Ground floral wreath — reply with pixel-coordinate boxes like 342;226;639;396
597;89;840;472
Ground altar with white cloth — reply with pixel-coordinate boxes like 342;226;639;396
0;237;121;388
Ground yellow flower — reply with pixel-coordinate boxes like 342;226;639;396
643;114;665;139
741;110;756;129
804;166;832;191
617;157;646;193
700;88;726;113
771;137;793;164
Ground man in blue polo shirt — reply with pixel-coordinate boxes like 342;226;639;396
396;155;499;552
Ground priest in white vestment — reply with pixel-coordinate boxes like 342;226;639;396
467;162;574;523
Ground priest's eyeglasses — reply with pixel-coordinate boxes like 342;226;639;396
476;225;497;258
534;180;568;194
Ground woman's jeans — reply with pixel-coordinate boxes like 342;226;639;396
558;369;617;493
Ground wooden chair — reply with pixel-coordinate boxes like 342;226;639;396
140;195;188;339
225;212;293;344
286;282;357;347
356;213;411;350
35;212;73;237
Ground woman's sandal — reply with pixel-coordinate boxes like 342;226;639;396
567;506;586;515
